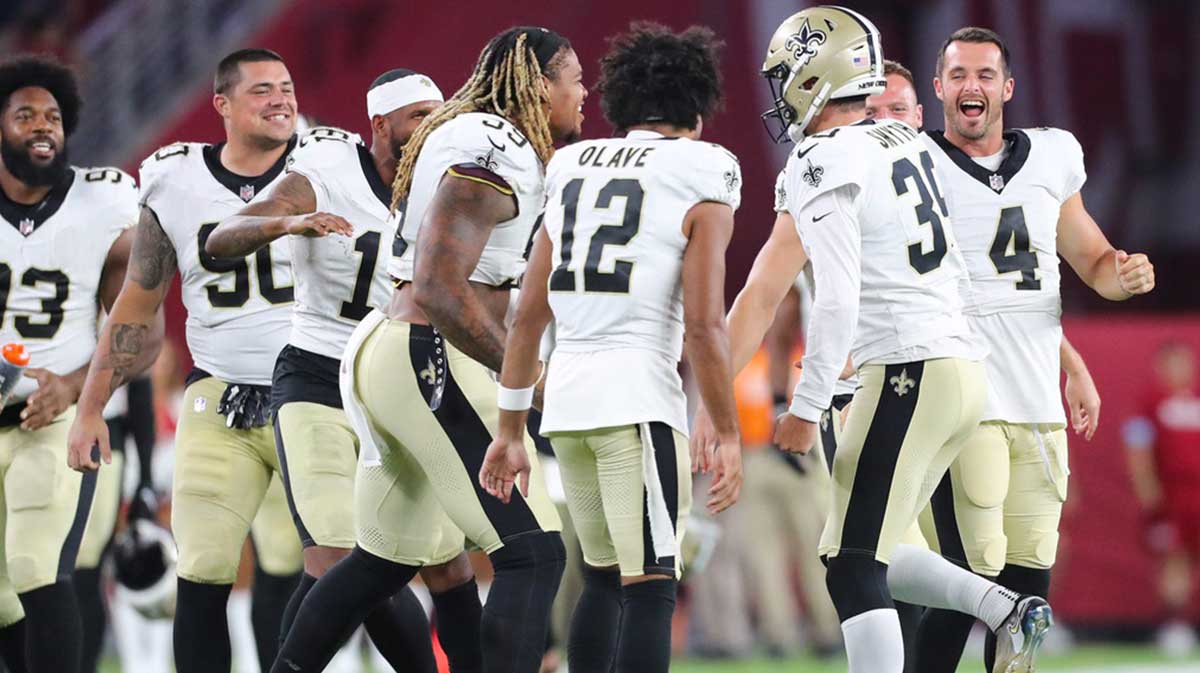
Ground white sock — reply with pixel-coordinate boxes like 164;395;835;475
887;543;1019;631
842;608;904;673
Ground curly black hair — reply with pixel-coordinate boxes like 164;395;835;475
597;22;724;133
0;56;82;136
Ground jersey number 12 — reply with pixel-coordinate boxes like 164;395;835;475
549;178;642;294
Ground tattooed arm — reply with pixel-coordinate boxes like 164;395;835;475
204;172;352;258
68;206;172;472
412;175;517;373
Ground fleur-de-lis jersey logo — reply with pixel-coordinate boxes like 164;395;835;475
802;161;824;188
475;148;499;172
418;358;437;385
724;168;740;193
890;368;916;396
784;18;828;68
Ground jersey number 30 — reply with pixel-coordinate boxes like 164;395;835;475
549;178;642;294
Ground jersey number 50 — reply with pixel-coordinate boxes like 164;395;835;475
197;224;293;307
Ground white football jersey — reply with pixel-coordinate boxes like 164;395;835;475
0;167;137;403
773;167;858;399
786;118;979;367
389;112;545;287
923;127;1086;425
139;138;297;385
283;127;396;359
538;131;741;435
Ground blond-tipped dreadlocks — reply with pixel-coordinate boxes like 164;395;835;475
390;27;569;212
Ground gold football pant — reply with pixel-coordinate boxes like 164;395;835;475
921;421;1069;574
819;359;985;564
172;377;301;584
350;319;558;562
76;450;124;570
549;423;690;578
0;405;93;626
274;402;359;550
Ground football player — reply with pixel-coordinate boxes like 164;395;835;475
0;56;140;673
478;23;741;673
66;48;307;673
914;27;1154;673
269;26;584;673
206;69;481;673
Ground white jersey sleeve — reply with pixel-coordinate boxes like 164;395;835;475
283;126;366;211
389;112;545;287
773;168;789;213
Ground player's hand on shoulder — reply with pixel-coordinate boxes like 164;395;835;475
774;412;818;455
479;433;531;504
707;435;743;515
1115;250;1154;296
67;410;111;473
689;404;718;474
20;368;75;431
286;212;354;238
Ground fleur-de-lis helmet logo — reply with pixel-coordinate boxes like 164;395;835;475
784;18;827;68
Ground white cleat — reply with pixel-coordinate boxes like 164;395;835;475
991;595;1053;673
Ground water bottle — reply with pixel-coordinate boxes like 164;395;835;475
0;343;29;409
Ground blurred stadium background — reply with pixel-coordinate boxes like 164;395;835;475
5;0;1197;671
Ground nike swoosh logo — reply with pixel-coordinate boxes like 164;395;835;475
813;212;833;222
796;144;816;160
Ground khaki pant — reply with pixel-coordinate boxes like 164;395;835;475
549;423;690;578
274;402;359;549
0;405;91;626
920;421;1069;574
172;377;301;584
76;451;124;569
350;319;557;561
820;359;986;563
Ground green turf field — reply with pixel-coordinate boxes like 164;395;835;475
98;645;1200;672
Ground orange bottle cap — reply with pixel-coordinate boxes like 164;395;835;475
2;343;29;367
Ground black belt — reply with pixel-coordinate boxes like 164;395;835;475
0;402;24;428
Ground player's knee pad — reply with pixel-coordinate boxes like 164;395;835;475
825;554;891;622
177;544;243;585
490;531;567;574
0;586;23;628
1006;528;1059;570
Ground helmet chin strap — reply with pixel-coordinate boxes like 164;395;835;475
787;81;832;143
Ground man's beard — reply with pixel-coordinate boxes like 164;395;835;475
1;136;69;187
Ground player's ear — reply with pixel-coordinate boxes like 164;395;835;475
1002;76;1014;103
212;94;230;119
932;77;944;102
915;104;923;130
370;114;388;140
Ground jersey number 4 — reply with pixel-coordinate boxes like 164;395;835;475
989;207;1040;290
0;264;69;339
197;224;293;307
549;178;642;294
892;151;950;275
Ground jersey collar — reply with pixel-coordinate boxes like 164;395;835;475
356;145;392;209
926;129;1030;193
202;134;299;202
0;168;75;237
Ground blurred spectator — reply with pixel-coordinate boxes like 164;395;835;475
1124;341;1200;657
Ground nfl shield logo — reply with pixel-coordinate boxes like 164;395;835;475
18;218;34;236
239;184;255;202
989;174;1005;192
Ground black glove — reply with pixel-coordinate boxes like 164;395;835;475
216;384;271;430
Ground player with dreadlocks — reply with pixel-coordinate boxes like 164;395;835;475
269;26;586;673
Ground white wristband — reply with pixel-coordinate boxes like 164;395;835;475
497;384;535;411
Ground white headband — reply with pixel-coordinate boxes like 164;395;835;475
366;74;444;119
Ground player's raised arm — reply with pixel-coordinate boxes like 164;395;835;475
1057;192;1154;300
68;205;171;471
205;171;351;257
412;175;517;373
479;225;554;503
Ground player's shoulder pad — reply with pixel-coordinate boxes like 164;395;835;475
1022;126;1084;159
437;112;542;189
288;126;364;172
74;165;137;195
138;141;205;196
784;124;875;212
673;139;741;211
1022;126;1085;199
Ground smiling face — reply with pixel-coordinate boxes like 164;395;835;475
544;48;587;144
215;60;297;150
935;40;1013;142
0;86;69;186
